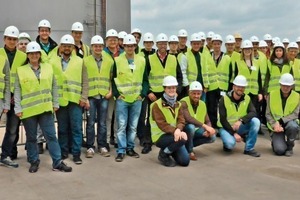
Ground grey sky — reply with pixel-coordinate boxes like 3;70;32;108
131;0;300;43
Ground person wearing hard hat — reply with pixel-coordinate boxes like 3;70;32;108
139;32;155;58
224;35;240;84
264;42;290;94
296;36;300;59
233;33;242;53
50;34;88;165
83;35;114;158
266;73;299;156
282;38;289;49
71;22;90;58
118;31;127;50
263;33;273;59
287;42;300;94
35;19;58;62
150;75;189;167
131;28;142;54
112;34;147;162
218;75;261;157
181;81;216;160
177;29;188;53
0;25;27;167
258;40;268;57
13;41;72;173
204;31;214;53
17;32;31;53
234;40;263;119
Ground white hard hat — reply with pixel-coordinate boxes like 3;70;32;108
131;28;142;35
169;35;179;43
250;36;259;43
225;35;235;44
279;73;294;86
60;34;75;45
143;32;154;42
106;29;118;38
26;41;41;53
71;22;84;31
198;32;206;40
296;36;300;43
189;81;203;91
18;32;31;41
287;42;298;49
272;37;281;44
212;34;223;42
207;31;215;38
178;29;188;37
163;75;178;86
190;33;201;42
263;34;272;41
233;75;248;87
123;34;136;45
273;42;284;49
118;31;127;39
156;33;168;42
90;35;104;45
282;38;289;43
4;26;19;38
241;40;253;49
259;40;268;48
38;19;51;28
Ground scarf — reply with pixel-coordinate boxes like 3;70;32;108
163;93;177;107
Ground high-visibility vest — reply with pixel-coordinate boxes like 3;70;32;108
215;54;231;91
150;98;181;142
148;53;177;93
0;55;7;98
267;90;299;130
114;54;145;103
219;94;250;126
236;59;260;95
51;55;83;106
84;55;113;97
186;50;209;88
229;51;241;83
17;63;53;119
257;51;268;86
72;43;90;58
180;96;206;125
291;59;300;92
267;61;290;93
0;48;26;92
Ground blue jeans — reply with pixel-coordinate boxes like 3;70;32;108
220;117;260;151
22;112;61;167
1;105;21;159
155;134;190;166
184;124;216;153
115;99;142;154
56;102;83;156
86;97;109;149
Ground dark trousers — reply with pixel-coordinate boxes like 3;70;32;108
206;89;220;128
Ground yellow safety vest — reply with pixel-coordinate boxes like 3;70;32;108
291;59;300;92
148;53;177;93
267;61;290;93
257;51;268;86
236;59;260;95
150;98;181;142
51;55;83;106
114;54;145;103
72;43;90;58
0;56;7;98
267;90;299;130
215;54;231;91
17;63;53;119
180;96;206;124
0;48;26;92
229;51;241;83
84;55;113;97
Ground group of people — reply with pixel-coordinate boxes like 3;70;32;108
0;20;299;172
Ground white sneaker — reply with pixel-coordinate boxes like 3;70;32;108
86;148;95;158
99;147;110;157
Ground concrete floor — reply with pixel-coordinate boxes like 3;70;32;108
0;132;300;200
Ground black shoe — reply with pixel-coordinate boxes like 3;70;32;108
10;154;18;160
285;150;293;157
38;143;44;154
53;161;72;172
29;160;40;173
158;150;176;167
73;156;82;165
62;153;68;160
223;146;232;152
141;145;152;154
109;139;116;146
244;149;261;157
115;153;125;162
82;139;87;148
126;149;140;158
114;143;118;148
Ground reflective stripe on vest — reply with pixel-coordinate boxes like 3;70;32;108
216;54;231;91
114;54;145;103
150;98;181;143
17;63;53;119
180;96;206;125
267;61;290;93
148;54;177;93
0;48;27;93
291;59;300;91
